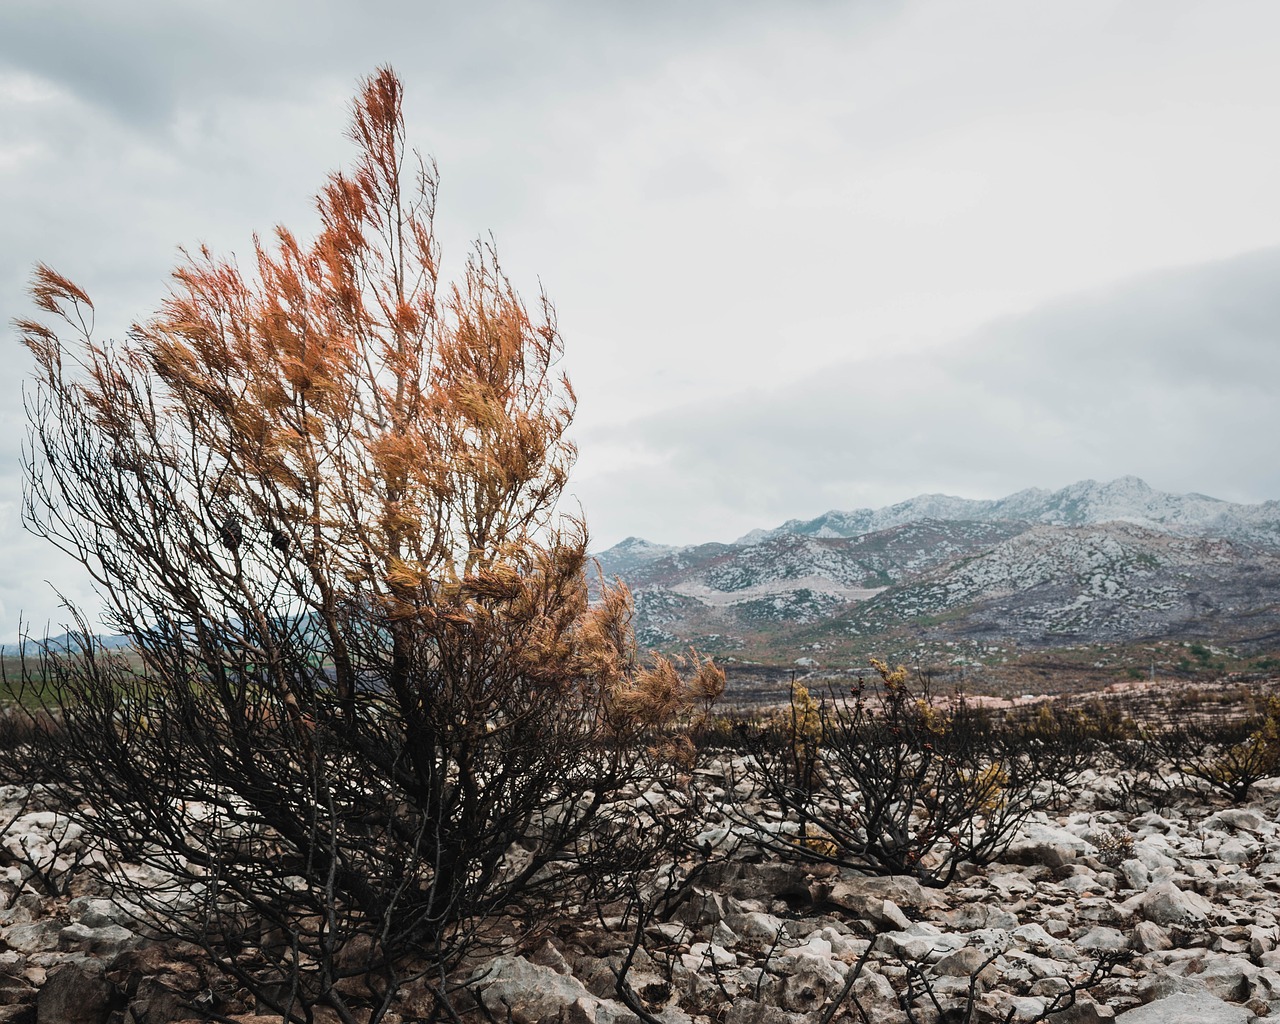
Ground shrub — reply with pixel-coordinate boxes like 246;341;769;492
5;67;720;1023
1002;698;1122;807
729;661;1038;887
1151;696;1280;803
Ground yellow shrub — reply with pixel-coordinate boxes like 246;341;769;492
964;761;1009;815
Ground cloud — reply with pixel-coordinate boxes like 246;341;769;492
573;247;1280;545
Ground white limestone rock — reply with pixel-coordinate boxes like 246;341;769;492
1114;990;1250;1023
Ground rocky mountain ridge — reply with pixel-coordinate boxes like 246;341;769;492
738;476;1280;548
596;478;1280;670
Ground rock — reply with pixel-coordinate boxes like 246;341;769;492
1218;838;1252;864
1010;924;1064;955
714;862;813;902
850;967;898;1011
529;939;574;976
997;994;1049;1019
1077;896;1129;925
0;893;45;927
1119;859;1150;891
682;942;735;971
1249;924;1278;958
1131;920;1172;952
1203;809;1265;832
1135;973;1212;1002
2;921;65;955
58;922;141;960
1130;832;1178;867
829;873;946;912
825;890;911;930
1061;872;1107;895
934;945;1001;984
0;970;37;1010
1249;966;1280;1005
1133;881;1212;928
469;955;631;1024
66;897;144;932
1007;819;1097;868
125;972;208;1024
36;960;115;1024
783;933;832;960
1005;949;1070;981
779;954;844;1014
1191;955;1258;1002
1129;812;1173;833
803;924;868;957
674;890;730;929
1113;989;1250;1023
724;999;804;1024
937;902;1020;931
1076;926;1129;953
873;923;967;962
1052;999;1116;1023
645;921;691;945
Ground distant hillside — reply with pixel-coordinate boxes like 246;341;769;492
738;476;1280;549
596;477;1280;671
0;632;134;658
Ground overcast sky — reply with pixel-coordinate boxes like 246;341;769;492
2;1;1280;640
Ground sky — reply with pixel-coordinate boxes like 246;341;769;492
2;0;1280;640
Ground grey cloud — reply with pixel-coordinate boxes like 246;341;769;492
0;1;812;132
581;247;1280;544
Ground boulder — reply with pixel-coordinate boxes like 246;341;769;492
1119;859;1150;891
728;910;789;943
0;970;37;1011
779;954;844;1014
1203;809;1265;833
36;960;115;1024
825;891;911;930
828;873;946;912
1133;881;1212;928
724;999;805;1024
1131;920;1172;952
873;923;967;962
58;922;142;960
1113;990;1250;1023
934;945;1001;985
1191;955;1258;1002
468;955;632;1024
1051;999;1116;1023
1005;820;1095;869
2;921;65;956
1075;926;1129;953
937;902;1020;931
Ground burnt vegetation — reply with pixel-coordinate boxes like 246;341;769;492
2;67;724;1022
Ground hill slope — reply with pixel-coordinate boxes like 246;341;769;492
596;478;1280;670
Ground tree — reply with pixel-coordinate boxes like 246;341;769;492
10;67;722;1023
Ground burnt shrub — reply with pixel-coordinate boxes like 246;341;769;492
1148;696;1280;803
726;662;1040;887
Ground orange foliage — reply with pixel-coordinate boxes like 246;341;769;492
16;66;713;740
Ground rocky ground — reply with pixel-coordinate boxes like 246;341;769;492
3;763;1280;1023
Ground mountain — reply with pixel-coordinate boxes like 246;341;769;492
0;631;135;658
740;476;1280;548
596;478;1280;672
